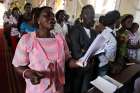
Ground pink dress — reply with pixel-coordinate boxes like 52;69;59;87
12;32;71;93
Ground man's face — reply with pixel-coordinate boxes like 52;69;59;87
83;14;95;29
25;5;32;13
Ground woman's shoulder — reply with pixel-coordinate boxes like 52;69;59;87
18;33;34;49
20;33;34;42
55;33;64;39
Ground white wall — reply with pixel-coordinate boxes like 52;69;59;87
118;0;137;15
0;3;6;28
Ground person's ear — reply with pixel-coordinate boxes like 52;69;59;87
38;22;40;25
80;18;83;23
38;19;40;25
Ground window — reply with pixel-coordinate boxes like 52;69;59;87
54;0;65;13
134;0;140;26
88;0;117;15
0;3;6;28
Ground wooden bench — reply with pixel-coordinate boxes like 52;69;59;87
88;64;140;93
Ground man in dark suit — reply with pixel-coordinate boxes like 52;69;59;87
69;5;98;93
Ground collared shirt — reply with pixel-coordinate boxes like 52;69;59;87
101;27;117;62
84;27;91;38
54;22;68;37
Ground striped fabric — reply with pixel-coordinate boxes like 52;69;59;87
128;31;140;60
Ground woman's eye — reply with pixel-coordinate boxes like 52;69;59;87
43;15;47;18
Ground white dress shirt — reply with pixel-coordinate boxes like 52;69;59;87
101;27;117;62
84;27;91;38
54;22;68;37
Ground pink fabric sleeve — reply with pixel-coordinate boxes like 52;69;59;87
59;33;71;60
12;34;30;67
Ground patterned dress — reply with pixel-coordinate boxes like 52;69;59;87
128;31;140;60
12;32;70;93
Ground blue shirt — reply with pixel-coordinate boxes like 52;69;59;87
20;22;37;32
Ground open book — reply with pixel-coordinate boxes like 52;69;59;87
90;75;123;93
76;34;106;67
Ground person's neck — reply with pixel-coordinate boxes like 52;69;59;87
120;27;127;31
131;31;135;34
83;23;90;29
57;21;64;27
108;25;115;30
24;11;30;14
36;28;51;38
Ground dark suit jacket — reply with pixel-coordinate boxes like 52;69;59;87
69;24;97;60
65;24;98;93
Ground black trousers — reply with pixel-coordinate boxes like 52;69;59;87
69;58;98;93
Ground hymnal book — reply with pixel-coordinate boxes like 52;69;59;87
90;75;123;93
76;34;106;67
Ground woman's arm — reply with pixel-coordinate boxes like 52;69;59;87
128;40;140;49
12;34;44;85
128;44;139;49
61;33;80;68
15;66;44;85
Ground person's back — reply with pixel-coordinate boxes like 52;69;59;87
94;10;120;76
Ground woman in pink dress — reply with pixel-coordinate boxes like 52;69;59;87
12;6;78;93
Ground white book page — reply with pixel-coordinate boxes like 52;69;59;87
90;76;117;93
103;75;123;88
76;34;106;67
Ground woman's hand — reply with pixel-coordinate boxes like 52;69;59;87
69;59;81;68
24;69;45;85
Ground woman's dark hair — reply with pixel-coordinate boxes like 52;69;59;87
55;10;65;21
31;7;40;15
121;14;134;24
103;10;120;26
31;7;40;19
24;3;32;9
35;6;53;28
31;7;40;26
36;6;52;18
12;7;20;14
130;22;139;31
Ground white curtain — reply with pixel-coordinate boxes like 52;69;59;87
87;0;117;14
0;2;6;28
4;0;12;10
